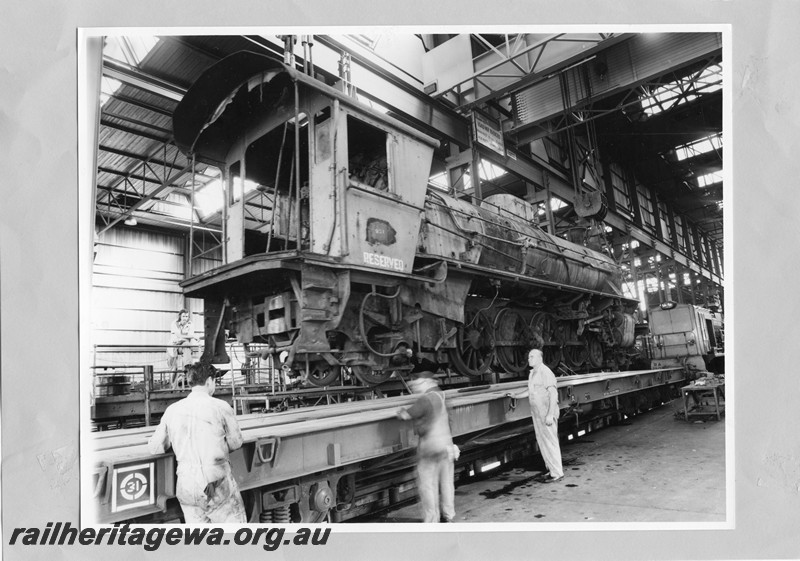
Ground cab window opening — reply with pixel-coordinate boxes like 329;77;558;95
347;115;389;191
237;115;310;256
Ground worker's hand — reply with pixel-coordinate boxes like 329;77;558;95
545;415;555;426
396;409;411;421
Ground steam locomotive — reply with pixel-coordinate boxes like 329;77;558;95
174;51;639;387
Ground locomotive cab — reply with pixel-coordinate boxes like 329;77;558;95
174;51;436;268
174;52;438;385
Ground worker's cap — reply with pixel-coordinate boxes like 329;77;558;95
411;370;436;380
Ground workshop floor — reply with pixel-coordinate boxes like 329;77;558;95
371;399;727;525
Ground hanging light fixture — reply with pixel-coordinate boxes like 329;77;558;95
124;216;137;226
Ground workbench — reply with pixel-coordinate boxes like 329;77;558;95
681;380;725;421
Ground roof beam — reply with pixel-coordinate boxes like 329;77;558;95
97;159;195;235
247;34;471;147
103;57;186;102
100;117;171;143
104;92;175;116
99;145;219;180
509;33;722;134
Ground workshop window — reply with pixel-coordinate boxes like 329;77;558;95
637;184;656;235
609;163;633;220
658;200;672;242
674;216;686;253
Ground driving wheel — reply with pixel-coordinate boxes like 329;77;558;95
494;307;533;374
448;309;495;377
301;360;341;387
530;311;562;369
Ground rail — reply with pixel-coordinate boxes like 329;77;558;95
91;343;287;427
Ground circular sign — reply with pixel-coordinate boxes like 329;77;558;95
120;472;148;501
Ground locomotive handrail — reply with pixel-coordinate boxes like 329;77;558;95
424;219;611;281
441;257;638;302
426;194;613;269
347;180;425;212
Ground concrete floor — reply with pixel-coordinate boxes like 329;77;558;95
371;399;726;524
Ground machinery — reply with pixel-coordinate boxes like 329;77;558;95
644;301;725;375
174;51;639;388
91;368;685;524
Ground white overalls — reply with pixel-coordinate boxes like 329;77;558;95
527;364;564;479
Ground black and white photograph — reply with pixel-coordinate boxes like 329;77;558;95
2;2;800;561
83;29;729;527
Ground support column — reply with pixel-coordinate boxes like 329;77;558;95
446;144;470;200
470;146;483;202
711;242;723;277
691;223;705;270
626;170;644;230
631;264;642;311
654;254;665;304
667;204;681;250
688;270;697;305
651;195;664;243
542;170;555;235
600;151;618;216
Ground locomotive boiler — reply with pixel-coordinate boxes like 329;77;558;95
174;51;638;387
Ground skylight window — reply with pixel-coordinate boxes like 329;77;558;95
427;160;508;191
480;160;507;181
536;197;568;215
347;34;382;50
674;134;722;161
697;171;723;188
104;35;159;67
194;177;260;217
640;63;722;116
100;36;160;107
100;77;123;107
428;171;449;191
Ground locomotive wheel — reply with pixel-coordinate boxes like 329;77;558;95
448;309;495;377
587;334;604;369
530;312;562;370
560;322;588;370
494;308;532;374
350;365;392;386
302;361;341;387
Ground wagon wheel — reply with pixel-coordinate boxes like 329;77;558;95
350;364;392;386
448;309;495;377
300;360;341;387
494;308;533;374
587;333;604;369
560;321;588;370
530;312;562;370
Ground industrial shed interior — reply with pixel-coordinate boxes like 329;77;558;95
88;31;726;525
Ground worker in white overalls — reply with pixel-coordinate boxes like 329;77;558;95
511;348;564;483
